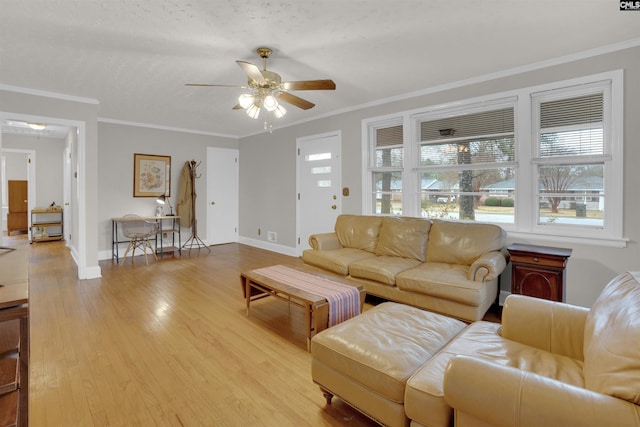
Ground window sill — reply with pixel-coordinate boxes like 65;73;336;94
506;230;628;248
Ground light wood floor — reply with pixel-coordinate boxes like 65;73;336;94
6;235;379;427
6;234;501;426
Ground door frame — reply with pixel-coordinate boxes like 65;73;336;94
0;111;89;278
1;149;36;237
295;130;342;256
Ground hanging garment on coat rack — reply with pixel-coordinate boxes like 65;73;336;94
176;161;193;228
181;159;211;253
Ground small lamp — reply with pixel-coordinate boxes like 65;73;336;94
156;194;173;216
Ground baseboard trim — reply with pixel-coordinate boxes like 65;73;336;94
237;237;298;257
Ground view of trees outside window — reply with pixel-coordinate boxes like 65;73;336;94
373;124;403;215
416;107;516;223
536;92;604;227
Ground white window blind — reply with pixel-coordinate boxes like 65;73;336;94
539;93;604;157
375;125;403;167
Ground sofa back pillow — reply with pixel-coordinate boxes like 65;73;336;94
426;219;505;265
584;271;640;404
375;217;431;262
335;215;383;253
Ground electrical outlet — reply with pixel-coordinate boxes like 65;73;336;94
267;231;277;242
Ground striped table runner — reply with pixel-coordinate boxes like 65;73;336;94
252;265;361;327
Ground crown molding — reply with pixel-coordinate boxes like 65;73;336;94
97;117;238;139
0;83;99;104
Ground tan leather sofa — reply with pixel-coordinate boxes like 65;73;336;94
302;214;507;322
312;271;640;427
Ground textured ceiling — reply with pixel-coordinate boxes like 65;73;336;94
1;0;639;138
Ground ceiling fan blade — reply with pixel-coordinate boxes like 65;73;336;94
236;60;266;85
276;92;315;110
232;104;244;110
185;83;245;88
282;80;336;91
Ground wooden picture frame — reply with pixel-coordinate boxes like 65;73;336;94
133;153;171;197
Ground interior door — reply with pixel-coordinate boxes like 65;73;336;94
7;180;28;233
297;132;342;254
206;147;239;245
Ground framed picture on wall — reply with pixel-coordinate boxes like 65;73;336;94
133;153;171;197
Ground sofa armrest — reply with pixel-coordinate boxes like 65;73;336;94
308;232;341;250
469;251;506;282
501;295;589;360
444;356;640;427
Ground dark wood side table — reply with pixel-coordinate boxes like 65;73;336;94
507;243;572;302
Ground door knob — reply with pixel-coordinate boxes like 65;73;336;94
331;205;337;209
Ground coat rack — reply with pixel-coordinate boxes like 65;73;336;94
180;160;210;253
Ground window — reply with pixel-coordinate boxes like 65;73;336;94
363;70;624;246
370;122;404;215
533;90;606;229
415;102;516;223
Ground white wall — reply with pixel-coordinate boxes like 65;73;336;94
238;45;640;309
3;151;28;181
3;133;65;207
96;122;238;258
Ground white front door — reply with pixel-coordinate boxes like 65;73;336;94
296;131;342;255
206;147;239;245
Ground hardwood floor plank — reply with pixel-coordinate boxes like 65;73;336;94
6;236;377;426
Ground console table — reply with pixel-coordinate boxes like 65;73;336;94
111;215;181;263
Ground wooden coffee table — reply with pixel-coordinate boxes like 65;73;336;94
241;265;365;351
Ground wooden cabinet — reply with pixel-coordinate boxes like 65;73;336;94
31;208;64;243
507;243;572;302
0;247;29;427
7;181;28;235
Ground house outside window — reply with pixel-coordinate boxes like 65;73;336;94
363;70;624;246
533;89;607;230
415;101;516;223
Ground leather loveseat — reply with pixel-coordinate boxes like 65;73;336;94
311;271;640;427
302;214;507;322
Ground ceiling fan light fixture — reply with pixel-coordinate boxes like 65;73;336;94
273;104;287;118
238;93;255;109
262;94;278;112
246;103;260;119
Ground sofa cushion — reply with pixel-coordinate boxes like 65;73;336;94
311;302;466;405
375;217;431;262
395;262;488;306
301;248;376;276
426;219;505;266
335;214;383;253
349;256;422;285
584;271;640;404
405;321;585;427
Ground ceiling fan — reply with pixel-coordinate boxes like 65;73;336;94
186;47;336;119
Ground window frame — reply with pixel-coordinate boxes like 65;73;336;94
362;69;625;247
